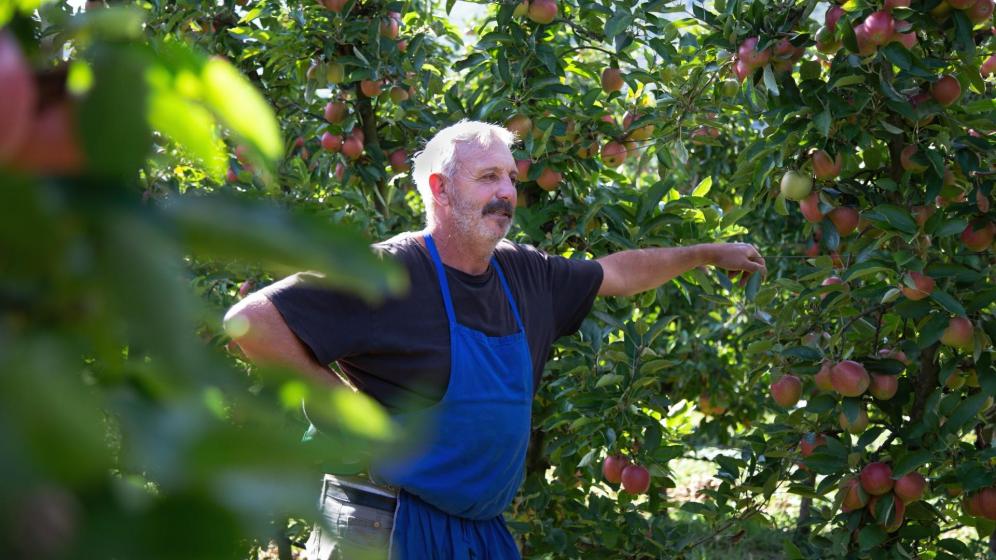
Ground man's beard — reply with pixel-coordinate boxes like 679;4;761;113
449;190;514;251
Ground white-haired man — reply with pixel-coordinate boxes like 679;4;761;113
226;120;766;559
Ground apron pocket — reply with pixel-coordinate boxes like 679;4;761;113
328;500;394;556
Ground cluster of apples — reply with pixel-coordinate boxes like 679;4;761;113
0;33;83;175
839;462;928;532
602;455;651;495
781;154;860;238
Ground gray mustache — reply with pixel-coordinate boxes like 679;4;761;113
482;200;514;217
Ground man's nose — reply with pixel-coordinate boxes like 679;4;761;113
497;175;516;199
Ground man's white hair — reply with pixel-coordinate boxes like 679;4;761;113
412;120;516;226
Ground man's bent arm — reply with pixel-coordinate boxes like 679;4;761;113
224;294;343;387
596;243;766;297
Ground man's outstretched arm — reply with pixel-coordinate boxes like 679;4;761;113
224;294;343;387
595;243;767;297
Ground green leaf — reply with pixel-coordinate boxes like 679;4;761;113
692;176;713;197
595;374;625;388
330;388;395;441
942;392;989;435
918;313;949;348
604;11;634;39
762;65;779;97
858;525;888;550
868;204;917;235
929;289;966;316
831;75;865;89
806;394;838;414
880;43;911;70
952;11;976;58
201;56;283;162
892;449;932;477
814;110;831;138
148;76;226;178
165;195;407;303
79;45;152;179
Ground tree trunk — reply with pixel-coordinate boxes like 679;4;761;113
911;343;939;423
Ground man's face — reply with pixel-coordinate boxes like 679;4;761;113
442;141;518;249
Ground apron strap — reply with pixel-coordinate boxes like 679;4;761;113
492;258;524;332
423;234;457;325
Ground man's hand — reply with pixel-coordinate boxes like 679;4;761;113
706;242;767;277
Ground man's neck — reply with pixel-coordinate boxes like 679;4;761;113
420;226;498;276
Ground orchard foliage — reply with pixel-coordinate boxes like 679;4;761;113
0;0;994;559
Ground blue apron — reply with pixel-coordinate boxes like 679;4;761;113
374;233;533;559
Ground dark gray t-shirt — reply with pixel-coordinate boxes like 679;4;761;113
261;232;604;413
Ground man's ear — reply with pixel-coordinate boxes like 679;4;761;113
429;173;448;207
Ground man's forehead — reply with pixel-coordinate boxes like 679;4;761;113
455;142;514;172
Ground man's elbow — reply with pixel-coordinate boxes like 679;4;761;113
223;295;270;344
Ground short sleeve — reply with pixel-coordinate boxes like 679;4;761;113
545;254;604;339
258;272;375;366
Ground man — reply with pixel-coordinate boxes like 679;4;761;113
226;120;766;559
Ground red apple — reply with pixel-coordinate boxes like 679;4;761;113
828;207;860;236
733;59;751;83
390;86;410;103
860;462;894;496
931;75;961;107
885;0;911;9
948;0;978;8
863;11;895;45
967;0;994;23
799;433;826;457
698;394;726;415
389;148;409;172
0;32;36;163
841;477;870;512
814;361;835;391
527;0;557;24
869;373;899;400
621;464;651;494
868;494;906;532
379;17;399;39
341;136;364;160
900;271;935;300
812;150;843;180
737;37;771;68
515;159;531;178
225;167;238;183
839;405;869;434
601;67;624;94
799;191;823;223
536;167;562;191
770;375;803;407
826;6;845;31
321;132;342;152
894;472;927;503
601;141;627;167
900;145;928;173
912;205;935;227
831;360;870;397
877;348;911;365
891;31;917;49
506;114;532;138
324;101;347;124
979;487;996;519
854;24;878;56
941;317;974;348
10;101;84;175
602;455;630;484
961;220;995;251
